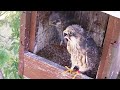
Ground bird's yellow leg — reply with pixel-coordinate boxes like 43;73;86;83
72;71;80;79
62;66;80;79
62;66;74;75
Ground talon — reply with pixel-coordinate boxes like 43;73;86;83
62;66;73;75
62;66;81;79
65;66;73;74
72;71;80;79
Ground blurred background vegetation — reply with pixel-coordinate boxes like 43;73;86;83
0;11;23;79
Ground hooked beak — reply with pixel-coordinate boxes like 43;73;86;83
63;32;70;42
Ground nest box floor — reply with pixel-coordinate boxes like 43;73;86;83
36;44;71;68
36;43;97;78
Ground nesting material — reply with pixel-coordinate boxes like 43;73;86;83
36;44;71;68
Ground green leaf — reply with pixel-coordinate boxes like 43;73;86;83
9;46;14;51
0;49;10;67
0;11;21;79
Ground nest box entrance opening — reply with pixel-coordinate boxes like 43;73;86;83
32;11;109;78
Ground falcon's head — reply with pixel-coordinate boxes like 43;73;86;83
49;12;62;27
63;25;85;44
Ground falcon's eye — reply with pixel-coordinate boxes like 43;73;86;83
52;19;61;24
64;33;67;37
69;32;75;36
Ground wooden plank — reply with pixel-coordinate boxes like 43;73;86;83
29;11;38;52
23;52;92;79
77;11;109;47
18;12;26;76
18;11;31;76
96;16;120;79
106;17;120;79
96;16;114;79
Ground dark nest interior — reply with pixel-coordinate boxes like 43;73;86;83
37;44;71;67
34;11;109;78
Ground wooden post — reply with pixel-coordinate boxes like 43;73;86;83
96;16;120;79
29;11;38;52
106;17;120;79
18;11;31;76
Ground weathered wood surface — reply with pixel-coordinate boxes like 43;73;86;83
24;52;92;79
77;11;109;47
18;11;31;75
96;16;120;79
29;11;38;53
106;16;120;79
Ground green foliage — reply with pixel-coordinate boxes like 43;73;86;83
0;11;8;27
8;12;20;39
0;49;10;67
0;20;7;27
0;11;23;79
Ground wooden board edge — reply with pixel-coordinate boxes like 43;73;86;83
96;16;119;79
29;11;38;52
23;52;92;79
18;11;32;76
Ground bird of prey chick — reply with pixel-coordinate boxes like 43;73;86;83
49;12;65;46
63;25;100;79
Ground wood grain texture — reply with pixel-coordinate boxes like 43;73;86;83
29;11;38;52
78;11;109;47
106;16;120;79
96;16;120;79
24;52;92;79
18;11;31;75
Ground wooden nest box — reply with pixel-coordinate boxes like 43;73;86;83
19;11;120;79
